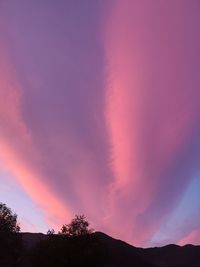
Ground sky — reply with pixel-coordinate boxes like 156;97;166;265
0;0;200;247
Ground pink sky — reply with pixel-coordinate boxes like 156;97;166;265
0;0;200;247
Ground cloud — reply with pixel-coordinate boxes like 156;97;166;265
0;41;72;228
0;0;200;246
179;229;200;246
0;0;110;231
104;0;200;245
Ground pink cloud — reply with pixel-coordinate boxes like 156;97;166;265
104;0;200;245
0;18;109;232
0;43;72;229
0;0;200;247
179;229;200;246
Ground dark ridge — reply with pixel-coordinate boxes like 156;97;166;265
1;231;200;266
21;232;46;250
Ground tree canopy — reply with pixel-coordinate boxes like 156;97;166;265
0;203;22;266
0;202;20;234
59;215;93;237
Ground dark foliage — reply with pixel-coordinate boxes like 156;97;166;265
0;203;22;267
29;233;107;267
59;215;93;237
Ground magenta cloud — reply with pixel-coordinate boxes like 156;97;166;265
0;0;200;246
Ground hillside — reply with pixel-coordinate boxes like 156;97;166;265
18;232;200;267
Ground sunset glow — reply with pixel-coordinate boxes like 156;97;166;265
0;0;200;247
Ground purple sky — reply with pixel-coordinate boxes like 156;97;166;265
0;0;200;247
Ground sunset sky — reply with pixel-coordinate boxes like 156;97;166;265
0;0;200;247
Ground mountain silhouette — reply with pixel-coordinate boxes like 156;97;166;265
17;232;200;267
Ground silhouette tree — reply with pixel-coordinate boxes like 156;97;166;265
0;202;22;266
59;215;93;237
47;228;55;236
0;203;20;234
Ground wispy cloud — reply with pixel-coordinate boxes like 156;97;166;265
0;0;200;246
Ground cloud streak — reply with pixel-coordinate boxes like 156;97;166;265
0;0;200;246
0;41;72;228
104;0;200;245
